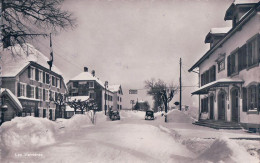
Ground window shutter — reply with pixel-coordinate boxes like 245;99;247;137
227;55;230;76
213;65;216;81
55;92;58;101
238;48;242;72
242;87;247;112
43;89;45;101
28;66;31;78
55;78;57;87
35;69;39;81
60;78;62;89
258;34;260;63
36;87;39;99
258;84;260;112
17;83;20;97
27;85;31;98
43;72;45;83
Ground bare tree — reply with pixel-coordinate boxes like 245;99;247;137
1;0;75;48
49;93;67;119
145;78;177;122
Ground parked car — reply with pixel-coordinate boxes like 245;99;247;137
145;110;154;120
109;110;120;121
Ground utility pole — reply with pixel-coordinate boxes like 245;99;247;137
179;58;182;111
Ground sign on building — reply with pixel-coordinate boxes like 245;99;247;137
129;89;138;94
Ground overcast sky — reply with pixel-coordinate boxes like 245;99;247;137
34;0;233;109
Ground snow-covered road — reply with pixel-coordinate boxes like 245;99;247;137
1;110;259;163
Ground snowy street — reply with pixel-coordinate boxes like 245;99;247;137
1;110;259;163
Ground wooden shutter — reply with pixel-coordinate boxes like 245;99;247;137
242;87;247;112
17;83;20;97
43;89;45;101
60;78;62;89
36;87;39;99
28;66;31;78
213;65;216;81
227;55;231;76
35;69;39;81
43;72;45;83
258;84;260;112
27;85;31;98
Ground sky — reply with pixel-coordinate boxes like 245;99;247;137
33;0;233;109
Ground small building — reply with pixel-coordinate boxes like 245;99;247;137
108;85;123;111
189;1;260;131
67;67;114;112
1;44;67;120
0;88;23;123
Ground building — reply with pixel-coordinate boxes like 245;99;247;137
189;1;260;131
0;88;23;124
67;67;114;112
1;44;67;120
108;85;123;110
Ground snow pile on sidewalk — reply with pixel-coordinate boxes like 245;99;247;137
197;137;259;163
0;117;57;154
167;109;196;123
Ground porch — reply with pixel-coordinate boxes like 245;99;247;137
193;119;243;130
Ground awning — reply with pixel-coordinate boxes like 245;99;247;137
192;79;244;95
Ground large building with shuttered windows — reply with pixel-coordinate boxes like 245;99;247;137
1;44;67;120
189;1;260;131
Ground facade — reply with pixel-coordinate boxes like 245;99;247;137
67;67;114;112
1;44;67;120
108;85;123;111
189;1;260;130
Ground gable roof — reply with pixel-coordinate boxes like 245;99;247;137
205;27;232;43
189;2;260;72
0;88;23;111
1;43;62;77
108;84;123;95
69;72;105;88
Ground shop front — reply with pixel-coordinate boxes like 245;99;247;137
19;99;39;117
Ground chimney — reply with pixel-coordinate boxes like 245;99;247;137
84;67;88;72
91;70;95;77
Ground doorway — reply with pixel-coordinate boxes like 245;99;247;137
231;89;239;122
218;92;226;121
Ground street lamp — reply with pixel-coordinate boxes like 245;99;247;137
104;81;108;115
1;104;8;125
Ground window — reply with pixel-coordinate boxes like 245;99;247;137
39;70;43;82
89;81;94;88
247;35;259;67
20;83;26;97
57;78;60;88
38;88;43;100
73;81;78;88
30;86;35;98
242;87;247;112
46;73;50;84
238;44;247;71
89;92;95;99
201;97;208;113
45;90;49;101
227;49;239;76
248;85;257;110
30;67;35;80
200;65;216;86
218;59;225;72
52;76;55;86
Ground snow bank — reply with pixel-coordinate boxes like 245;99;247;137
0;117;57;154
197;137;259;163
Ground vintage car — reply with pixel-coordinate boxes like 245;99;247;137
109;110;120;121
145;110;154;120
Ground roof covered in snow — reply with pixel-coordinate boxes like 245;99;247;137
68;96;89;102
108;85;121;92
1;44;62;77
192;78;244;95
0;88;23;111
233;0;259;5
210;27;232;34
69;72;105;88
